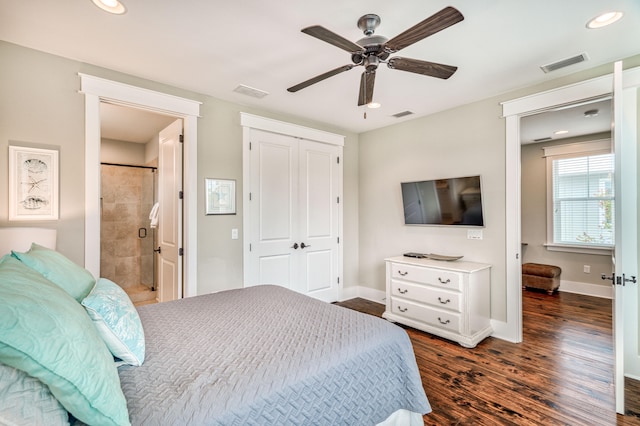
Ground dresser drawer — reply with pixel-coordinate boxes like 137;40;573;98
391;279;462;312
391;263;461;290
391;299;461;333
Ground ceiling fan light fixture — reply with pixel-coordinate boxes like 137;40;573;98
367;102;381;109
91;0;126;14
586;11;623;29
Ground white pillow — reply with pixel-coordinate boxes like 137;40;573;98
82;278;146;366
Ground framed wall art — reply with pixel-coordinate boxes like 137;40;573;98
205;178;236;215
8;145;59;221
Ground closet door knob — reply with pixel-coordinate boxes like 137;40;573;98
300;242;311;249
291;243;299;249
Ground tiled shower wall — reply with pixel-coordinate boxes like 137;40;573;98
100;165;155;290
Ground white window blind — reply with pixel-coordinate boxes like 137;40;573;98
545;140;615;251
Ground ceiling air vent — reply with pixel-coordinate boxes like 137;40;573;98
540;53;589;73
533;137;553;142
392;110;414;118
233;84;269;99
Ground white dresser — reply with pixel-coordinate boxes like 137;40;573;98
383;256;492;348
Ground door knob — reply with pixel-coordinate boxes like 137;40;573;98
300;242;311;249
291;243;299;249
601;273;615;282
153;247;162;254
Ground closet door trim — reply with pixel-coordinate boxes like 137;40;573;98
240;113;344;146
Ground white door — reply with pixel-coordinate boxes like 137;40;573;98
246;129;298;290
157;119;183;302
298;139;341;301
246;128;341;302
612;62;639;413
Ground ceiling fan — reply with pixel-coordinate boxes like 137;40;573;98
287;6;464;107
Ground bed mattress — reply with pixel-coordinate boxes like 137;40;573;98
118;285;430;425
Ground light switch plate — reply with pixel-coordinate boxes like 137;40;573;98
467;229;483;240
231;228;238;240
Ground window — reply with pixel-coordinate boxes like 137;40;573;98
544;140;614;253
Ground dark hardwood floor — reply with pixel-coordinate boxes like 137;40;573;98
335;290;640;425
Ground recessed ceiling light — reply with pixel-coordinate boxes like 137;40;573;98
367;102;381;109
554;130;569;135
91;0;126;15
586;11;623;29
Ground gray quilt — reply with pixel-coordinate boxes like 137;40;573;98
118;285;431;425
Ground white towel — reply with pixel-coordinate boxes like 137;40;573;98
149;202;159;228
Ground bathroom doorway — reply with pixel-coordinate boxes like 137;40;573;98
99;102;177;305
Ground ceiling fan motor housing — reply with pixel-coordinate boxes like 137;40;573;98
354;34;390;65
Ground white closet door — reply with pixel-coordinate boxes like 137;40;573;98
298;139;340;301
245;128;341;302
246;129;298;290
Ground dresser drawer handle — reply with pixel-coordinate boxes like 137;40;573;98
398;288;408;294
438;297;451;304
437;317;450;325
438;277;451;284
398;270;408;276
398;306;408;313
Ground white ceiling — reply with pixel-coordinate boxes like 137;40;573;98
100;103;176;143
1;1;639;136
520;98;611;145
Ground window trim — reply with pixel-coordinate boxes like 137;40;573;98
544;138;613;254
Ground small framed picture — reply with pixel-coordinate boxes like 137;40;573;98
205;178;236;215
9;145;59;221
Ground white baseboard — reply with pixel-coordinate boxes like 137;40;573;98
559;279;612;299
339;285;386;304
626;373;640;381
490;319;520;343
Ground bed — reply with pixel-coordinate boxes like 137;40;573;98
0;227;431;425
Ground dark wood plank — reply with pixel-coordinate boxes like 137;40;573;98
335;291;640;425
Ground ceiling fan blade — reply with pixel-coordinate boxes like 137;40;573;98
357;71;376;106
387;57;457;79
301;25;364;53
384;6;464;53
287;64;356;93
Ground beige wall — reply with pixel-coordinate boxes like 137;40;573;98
2;40;638;318
358;98;507;318
0;41;359;296
357;56;640;323
101;138;146;165
520;133;613;287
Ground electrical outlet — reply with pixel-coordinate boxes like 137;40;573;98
467;229;483;240
583;265;591;273
231;228;238;240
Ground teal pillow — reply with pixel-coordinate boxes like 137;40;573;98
82;278;146;366
0;255;130;426
12;243;95;302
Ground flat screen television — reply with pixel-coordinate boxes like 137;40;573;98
401;175;484;226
